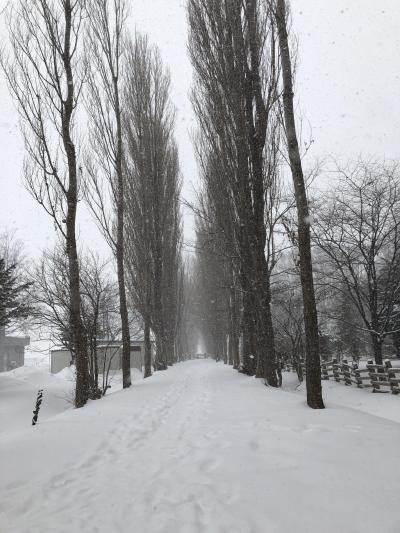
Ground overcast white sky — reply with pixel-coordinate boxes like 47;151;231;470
1;0;400;259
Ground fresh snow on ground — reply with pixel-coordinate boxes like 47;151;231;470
0;366;75;435
282;370;400;425
0;359;141;435
1;359;400;533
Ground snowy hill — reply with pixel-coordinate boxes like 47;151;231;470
1;360;400;533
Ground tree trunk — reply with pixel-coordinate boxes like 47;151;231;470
392;332;400;358
63;0;89;408
144;315;152;378
93;343;99;391
241;285;256;375
233;333;240;370
223;337;228;364
165;337;175;366
155;331;167;370
230;284;241;370
228;333;233;366
114;76;131;389
371;332;383;365
153;252;165;369
254;254;278;386
117;241;131;388
275;0;324;408
243;0;278;387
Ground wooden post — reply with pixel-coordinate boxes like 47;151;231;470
332;358;340;382
352;361;362;388
300;358;306;376
367;359;379;392
342;359;352;386
321;361;329;380
385;360;397;394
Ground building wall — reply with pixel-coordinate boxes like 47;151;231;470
51;343;152;374
93;346;144;372
3;346;25;370
96;346;121;373
0;326;29;372
50;350;73;374
130;347;144;371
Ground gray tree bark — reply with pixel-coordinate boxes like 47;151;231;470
275;0;324;408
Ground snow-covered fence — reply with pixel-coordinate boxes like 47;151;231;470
290;359;400;395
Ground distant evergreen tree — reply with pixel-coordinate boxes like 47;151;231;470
0;258;32;327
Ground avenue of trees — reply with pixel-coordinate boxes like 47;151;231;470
187;0;324;407
187;0;400;409
1;0;399;412
123;34;183;375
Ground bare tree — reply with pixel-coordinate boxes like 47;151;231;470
194;212;231;363
123;34;157;376
318;280;367;362
123;43;154;377
80;253;120;395
188;0;281;385
313;159;400;364
124;34;183;370
175;258;202;362
83;0;132;388
1;0;90;407
273;271;305;380
29;247;72;353
174;260;193;362
191;136;242;369
30;246;120;395
273;0;324;408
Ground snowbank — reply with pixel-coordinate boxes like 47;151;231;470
0;365;74;436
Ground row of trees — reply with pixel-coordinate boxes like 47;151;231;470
192;152;400;385
313;161;400;365
123;35;183;375
1;0;184;406
187;0;400;405
3;0;397;413
187;0;324;407
273;160;400;370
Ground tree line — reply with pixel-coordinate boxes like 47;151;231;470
186;0;324;408
1;0;184;407
186;0;400;409
2;0;399;413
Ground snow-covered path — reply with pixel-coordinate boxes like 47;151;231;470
1;360;400;533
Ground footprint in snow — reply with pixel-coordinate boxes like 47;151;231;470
198;457;219;473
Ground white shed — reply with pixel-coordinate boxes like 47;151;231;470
50;340;154;374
